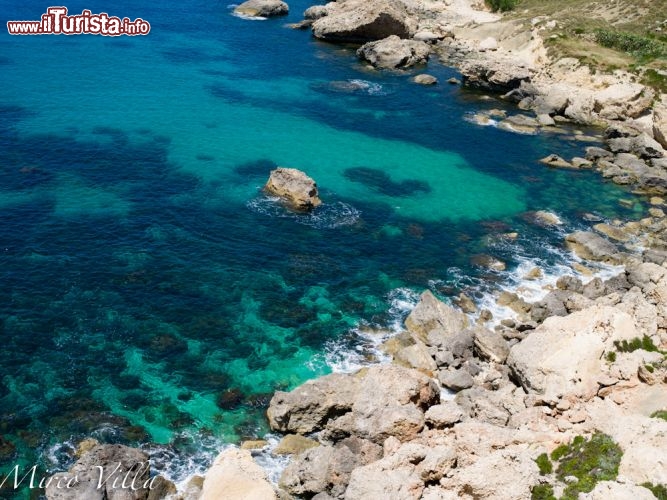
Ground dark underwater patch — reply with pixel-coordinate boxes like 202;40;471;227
344;167;431;197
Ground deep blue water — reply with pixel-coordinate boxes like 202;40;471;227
0;0;645;492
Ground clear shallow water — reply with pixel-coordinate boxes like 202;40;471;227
0;0;646;489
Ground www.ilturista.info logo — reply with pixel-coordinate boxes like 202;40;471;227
7;7;150;36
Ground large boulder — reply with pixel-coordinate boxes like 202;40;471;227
45;444;151;500
264;167;322;211
234;0;288;16
357;36;430;69
593;83;654;120
565;231;623;264
200;448;276;500
507;306;639;404
267;365;439;444
311;0;415;42
440;447;539;499
459;58;532;93
280;437;382;497
344;442;456;500
404;290;469;347
267;372;359;434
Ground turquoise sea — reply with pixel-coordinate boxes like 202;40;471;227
0;0;645;493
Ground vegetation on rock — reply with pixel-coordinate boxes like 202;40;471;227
641;482;667;500
485;0;519;12
531;433;623;500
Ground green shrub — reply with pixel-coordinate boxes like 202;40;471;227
536;453;553;475
642;482;667;500
485;0;519;12
614;335;659;353
642;69;667;94
531;483;557;500
605;351;617;363
594;29;667;61
556;433;622;500
651;410;667;422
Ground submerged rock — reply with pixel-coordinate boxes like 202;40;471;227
264;167;322;211
539;154;574;169
357;36;430;69
413;74;438;85
234;0;288;16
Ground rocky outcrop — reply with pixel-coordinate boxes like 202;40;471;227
200;448;276;500
507;306;638;404
311;0;415;43
46;444;153;500
565;231;623;264
280;437;382;497
264;167;322;211
267;365;439;443
459;58;532;93
357;36;429;69
404;290;469;346
654;100;667;149
234;0;288;17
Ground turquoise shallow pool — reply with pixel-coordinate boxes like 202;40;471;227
0;0;644;487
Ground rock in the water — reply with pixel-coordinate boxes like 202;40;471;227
312;0;414;42
459;59;531;93
234;0;288;17
413;74;437;85
540;154;574;169
304;4;328;19
357;35;429;69
46;444;151;500
201;448;276;500
507;305;639;403
530;210;563;226
498;114;539;135
264;167;322;211
404;290;469;347
470;254;506;271
565;231;622;264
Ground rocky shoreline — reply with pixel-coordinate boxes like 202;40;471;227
41;0;667;498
